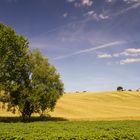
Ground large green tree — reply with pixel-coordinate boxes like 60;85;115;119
0;23;31;114
0;23;64;120
29;49;64;115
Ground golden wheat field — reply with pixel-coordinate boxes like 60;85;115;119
50;91;140;120
0;91;140;120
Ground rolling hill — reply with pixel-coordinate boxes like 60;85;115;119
0;91;140;120
50;91;140;120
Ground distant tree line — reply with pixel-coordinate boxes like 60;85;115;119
117;86;140;92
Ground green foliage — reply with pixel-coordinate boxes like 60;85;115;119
0;121;140;139
0;23;30;114
29;49;64;115
0;23;64;120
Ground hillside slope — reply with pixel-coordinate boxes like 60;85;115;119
50;91;140;120
0;91;140;120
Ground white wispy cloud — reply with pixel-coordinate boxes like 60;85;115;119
104;0;140;17
67;0;93;7
96;47;140;64
105;0;115;3
97;53;112;58
66;0;75;2
123;0;140;4
38;0;139;37
81;0;93;6
84;10;110;21
54;41;126;60
84;11;98;20
126;48;140;53
98;14;110;20
63;12;68;18
43;18;87;35
115;0;140;16
120;58;140;64
106;0;140;4
113;48;140;57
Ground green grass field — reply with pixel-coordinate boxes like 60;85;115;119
0;121;140;139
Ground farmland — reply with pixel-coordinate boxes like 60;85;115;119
1;91;140;120
0;121;140;139
0;91;140;139
50;91;140;120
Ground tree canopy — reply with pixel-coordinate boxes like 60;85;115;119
0;23;64;120
117;86;123;91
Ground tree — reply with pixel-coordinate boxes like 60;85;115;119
0;23;64;121
29;49;64;116
0;23;31;115
117;86;123;91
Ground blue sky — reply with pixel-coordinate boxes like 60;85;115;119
0;0;140;92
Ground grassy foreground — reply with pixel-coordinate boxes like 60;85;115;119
0;121;140;139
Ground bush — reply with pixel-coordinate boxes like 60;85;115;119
117;86;123;91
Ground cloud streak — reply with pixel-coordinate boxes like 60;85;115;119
113;48;140;57
97;53;112;58
53;41;126;60
115;0;140;16
66;0;93;7
36;0;140;37
84;10;110;21
96;47;140;65
120;58;140;64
